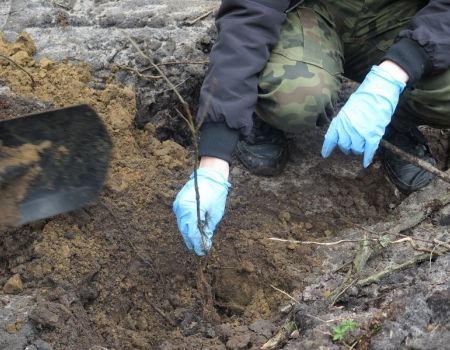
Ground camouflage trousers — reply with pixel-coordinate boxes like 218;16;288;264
256;0;450;133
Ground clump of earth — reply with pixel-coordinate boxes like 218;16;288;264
0;2;448;350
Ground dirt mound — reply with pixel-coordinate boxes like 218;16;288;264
0;32;193;349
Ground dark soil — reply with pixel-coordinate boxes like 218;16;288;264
0;22;448;350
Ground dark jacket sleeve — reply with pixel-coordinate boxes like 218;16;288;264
198;0;291;163
383;0;450;83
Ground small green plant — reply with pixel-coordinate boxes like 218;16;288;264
331;320;358;342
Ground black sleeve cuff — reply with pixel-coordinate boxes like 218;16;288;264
198;122;240;163
382;38;429;83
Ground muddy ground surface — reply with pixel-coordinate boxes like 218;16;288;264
0;1;449;349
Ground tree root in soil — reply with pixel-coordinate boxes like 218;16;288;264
330;183;450;305
356;251;446;287
196;259;221;323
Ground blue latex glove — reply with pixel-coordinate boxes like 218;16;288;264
173;167;230;256
321;65;406;167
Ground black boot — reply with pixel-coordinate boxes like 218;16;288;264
236;119;288;176
380;125;436;193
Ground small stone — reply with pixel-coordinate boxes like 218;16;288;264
287;242;297;250
64;231;76;239
25;346;37;350
11;50;33;66
348;286;359;297
240;261;255;273
39;58;54;68
290;329;300;338
79;284;99;305
204;324;216;338
279;304;293;314
226;333;251;349
131;333;149;349
249;319;275;338
34;340;54;350
125;315;137;330
230;167;242;177
0;86;11;95
136;315;148;331
30;307;59;328
216;323;233;339
5;323;17;334
144;122;157;134
278;211;291;223
305;222;313;230
3;274;24;294
60;244;71;258
29;302;70;328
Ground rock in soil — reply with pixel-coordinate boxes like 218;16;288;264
3;274;24;294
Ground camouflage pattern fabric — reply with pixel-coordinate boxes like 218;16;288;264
256;0;450;132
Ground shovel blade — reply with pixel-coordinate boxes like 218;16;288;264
0;104;112;228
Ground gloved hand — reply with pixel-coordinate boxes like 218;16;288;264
173;167;230;256
321;65;406;167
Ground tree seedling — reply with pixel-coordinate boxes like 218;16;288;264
331;320;358;342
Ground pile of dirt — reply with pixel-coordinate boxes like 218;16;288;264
0;32;194;349
0;27;448;350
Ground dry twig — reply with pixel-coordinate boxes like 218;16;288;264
51;1;71;10
268;237;379;246
270;284;300;304
331;208;450;303
380;139;450;184
123;31;220;323
356;249;449;287
114;64;161;79
151;60;209;67
185;8;215;26
0;54;35;87
434;239;450;250
338;212;442;248
146;293;176;327
123;31;207;246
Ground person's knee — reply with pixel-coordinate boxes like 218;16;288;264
398;68;450;128
257;64;340;132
